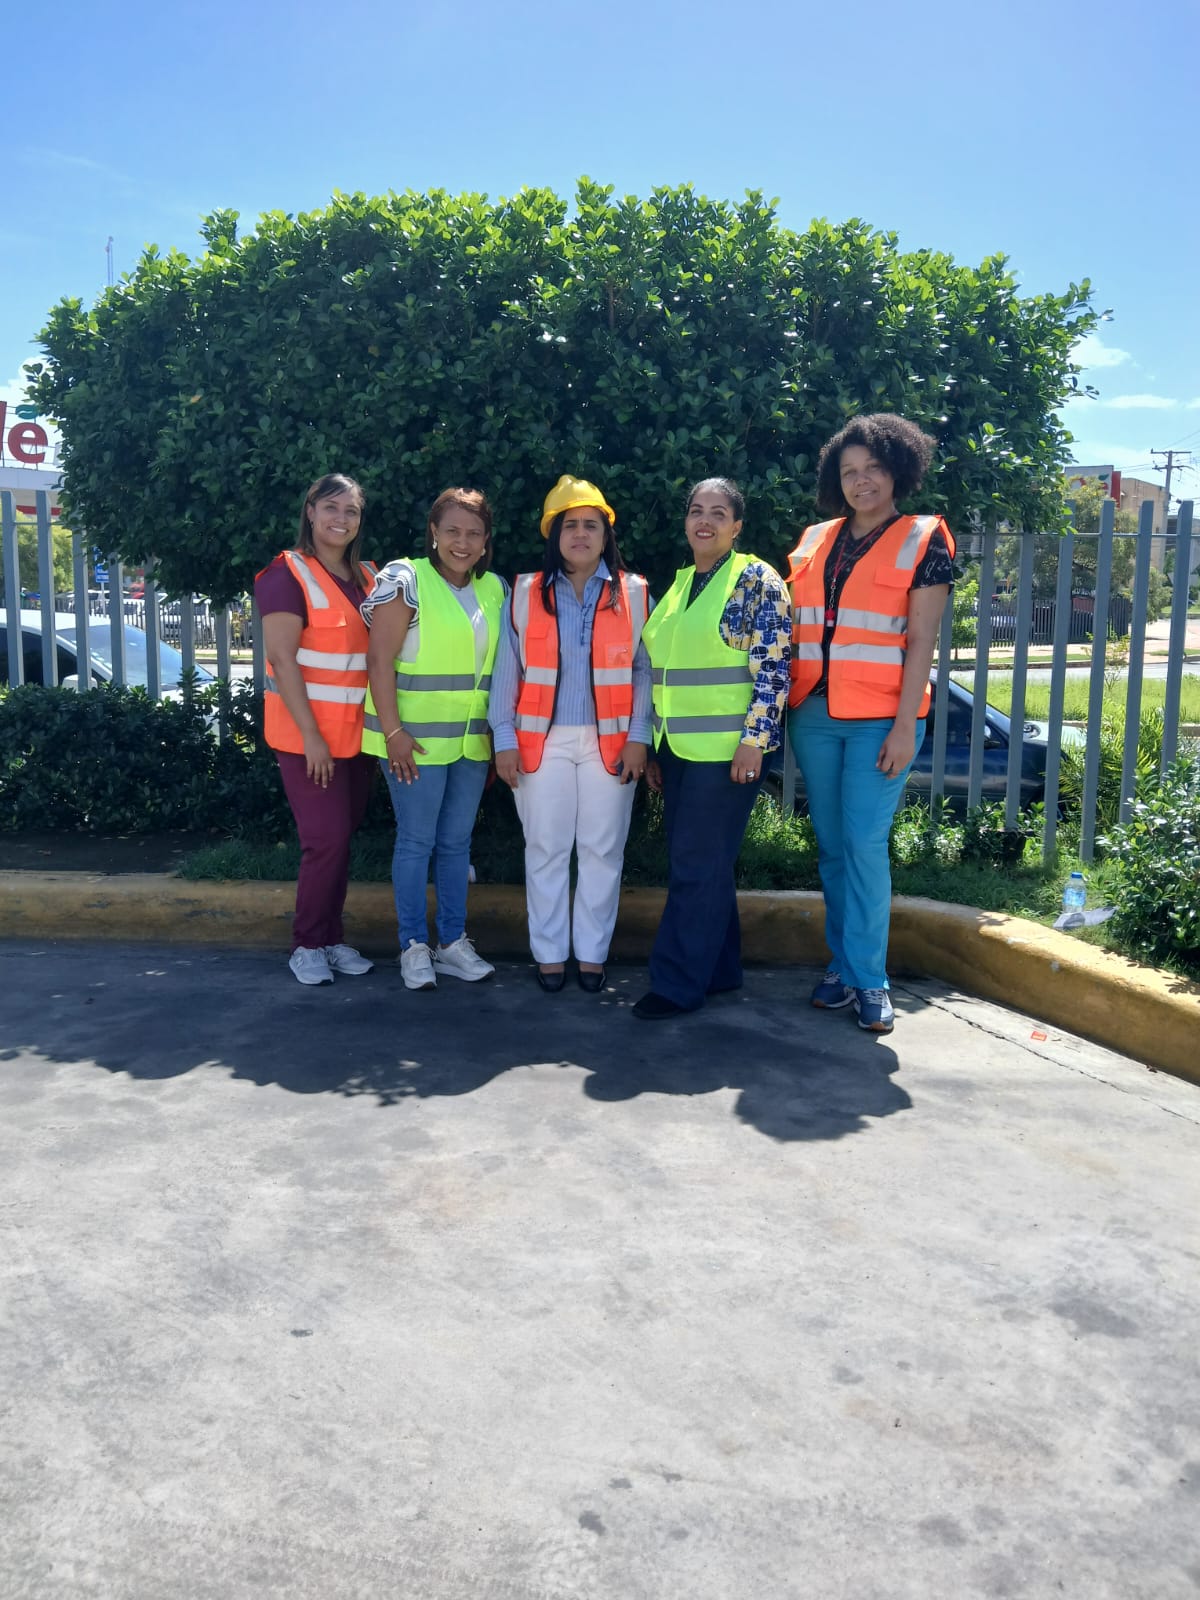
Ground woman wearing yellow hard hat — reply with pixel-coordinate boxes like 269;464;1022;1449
490;475;652;992
632;476;792;1020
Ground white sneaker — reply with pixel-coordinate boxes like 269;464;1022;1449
433;934;494;982
289;946;333;986
400;940;437;991
324;943;374;976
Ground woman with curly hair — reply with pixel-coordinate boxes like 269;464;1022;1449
787;415;955;1033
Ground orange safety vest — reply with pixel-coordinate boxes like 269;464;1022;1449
787;515;954;719
510;569;650;775
260;550;378;758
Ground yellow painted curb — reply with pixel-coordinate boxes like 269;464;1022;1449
1;872;1196;1086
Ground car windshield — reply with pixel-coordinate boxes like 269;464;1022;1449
55;622;214;689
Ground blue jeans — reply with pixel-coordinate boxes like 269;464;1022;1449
788;698;925;992
381;758;489;948
648;743;768;1010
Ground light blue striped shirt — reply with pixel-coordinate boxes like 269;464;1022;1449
489;561;653;753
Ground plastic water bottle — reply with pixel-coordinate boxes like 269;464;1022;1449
1062;871;1087;914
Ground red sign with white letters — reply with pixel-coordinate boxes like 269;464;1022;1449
0;401;51;465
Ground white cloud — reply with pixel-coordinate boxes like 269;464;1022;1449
1100;394;1177;410
1072;332;1132;370
1187;398;1200;410
0;368;35;406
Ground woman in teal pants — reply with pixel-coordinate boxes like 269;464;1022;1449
787;415;954;1034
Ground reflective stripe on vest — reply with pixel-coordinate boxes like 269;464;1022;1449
641;552;754;761
360;558;502;764
785;515;954;719
510;570;649;776
259;551;376;758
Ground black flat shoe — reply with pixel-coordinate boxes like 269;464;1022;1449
577;968;606;993
631;991;686;1021
536;968;566;993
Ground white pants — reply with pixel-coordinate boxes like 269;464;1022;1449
513;723;637;964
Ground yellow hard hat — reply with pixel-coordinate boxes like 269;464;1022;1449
539;475;616;539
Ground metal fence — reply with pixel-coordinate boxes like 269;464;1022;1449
52;590;227;650
3;488;1197;862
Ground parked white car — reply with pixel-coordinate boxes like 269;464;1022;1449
1;610;214;693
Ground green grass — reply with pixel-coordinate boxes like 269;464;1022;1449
177;783;1199;978
177;792;1059;913
959;672;1200;724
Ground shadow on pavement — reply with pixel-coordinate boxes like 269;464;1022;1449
0;945;909;1142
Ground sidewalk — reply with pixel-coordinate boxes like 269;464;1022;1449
2;939;1198;1599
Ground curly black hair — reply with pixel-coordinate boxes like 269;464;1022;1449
814;414;937;516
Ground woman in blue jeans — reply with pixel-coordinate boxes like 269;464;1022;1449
787;415;954;1033
362;488;506;991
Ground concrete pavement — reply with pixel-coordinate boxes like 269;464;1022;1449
2;939;1198;1599
3;875;1196;1082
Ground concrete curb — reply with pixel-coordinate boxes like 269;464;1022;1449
1;871;1196;1086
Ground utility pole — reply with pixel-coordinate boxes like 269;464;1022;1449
1152;447;1191;534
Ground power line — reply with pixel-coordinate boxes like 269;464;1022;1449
1152;447;1192;525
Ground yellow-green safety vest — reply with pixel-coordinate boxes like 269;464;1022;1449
641;551;755;761
362;560;503;765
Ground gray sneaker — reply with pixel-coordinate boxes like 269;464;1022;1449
810;968;854;1009
324;943;373;976
289;946;334;986
433;935;494;982
853;987;895;1033
400;940;437;991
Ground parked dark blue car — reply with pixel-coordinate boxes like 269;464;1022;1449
777;671;1083;811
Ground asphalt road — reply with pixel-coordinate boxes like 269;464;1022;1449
3;941;1198;1599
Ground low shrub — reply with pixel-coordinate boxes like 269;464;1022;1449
0;679;294;836
1057;708;1166;832
1100;758;1200;978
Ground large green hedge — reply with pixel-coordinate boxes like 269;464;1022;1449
30;181;1097;601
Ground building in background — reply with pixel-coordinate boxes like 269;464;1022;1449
1069;463;1171;570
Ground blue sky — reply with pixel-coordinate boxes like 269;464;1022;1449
5;0;1197;508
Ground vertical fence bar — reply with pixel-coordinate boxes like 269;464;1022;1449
215;604;232;741
967;529;998;812
36;492;58;686
928;600;953;808
1161;500;1193;774
1080;498;1115;862
1118;500;1155;823
780;729;796;816
2;492;22;686
250;597;266;692
216;604;232;679
179;593;196;691
1004;532;1036;830
108;558;127;685
1041;527;1075;860
144;568;162;700
71;531;91;690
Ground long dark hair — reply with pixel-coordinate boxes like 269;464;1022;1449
686;475;745;521
296;473;371;586
539;508;626;616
